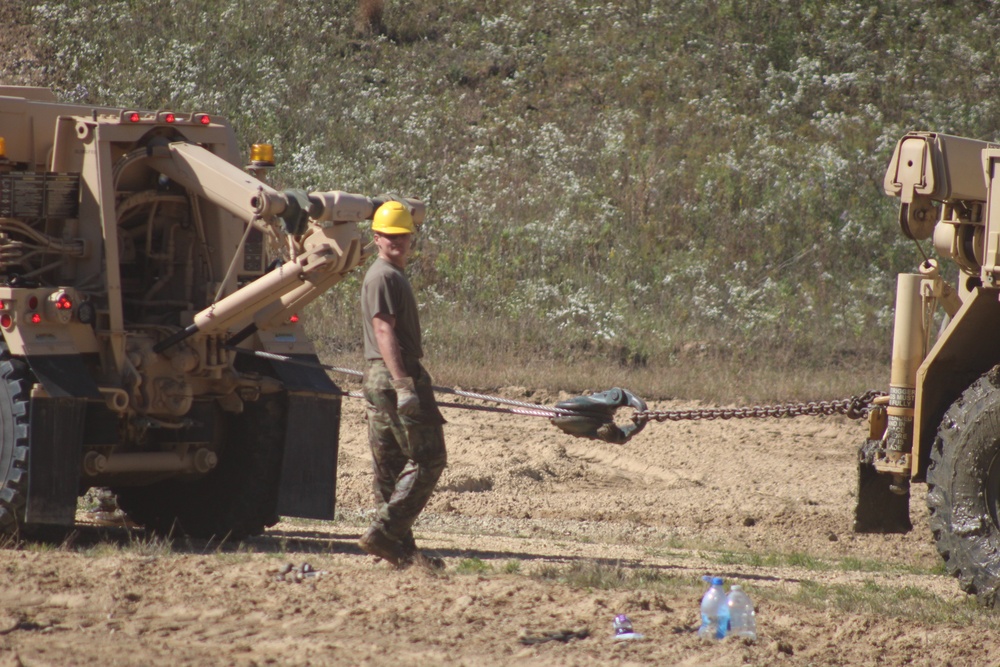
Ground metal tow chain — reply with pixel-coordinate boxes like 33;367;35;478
228;347;884;445
631;390;885;425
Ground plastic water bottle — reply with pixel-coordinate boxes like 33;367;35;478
612;614;644;641
697;576;729;640
726;585;757;640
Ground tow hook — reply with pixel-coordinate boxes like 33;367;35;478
551;387;648;444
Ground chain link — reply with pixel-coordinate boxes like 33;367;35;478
632;390;885;425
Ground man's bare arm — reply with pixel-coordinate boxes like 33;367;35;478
372;314;408;380
372;313;420;415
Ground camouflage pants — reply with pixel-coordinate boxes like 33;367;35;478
363;360;447;544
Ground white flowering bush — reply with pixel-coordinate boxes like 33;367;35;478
26;0;1000;368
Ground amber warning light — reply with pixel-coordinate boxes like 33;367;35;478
250;143;275;166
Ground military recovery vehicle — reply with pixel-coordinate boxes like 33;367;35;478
0;86;422;538
860;131;1000;605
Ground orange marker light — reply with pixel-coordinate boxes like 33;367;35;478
250;143;275;165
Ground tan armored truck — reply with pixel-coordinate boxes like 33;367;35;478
861;131;1000;604
0;86;422;538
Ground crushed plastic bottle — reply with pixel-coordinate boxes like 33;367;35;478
612;614;645;641
726;585;757;641
697;576;729;641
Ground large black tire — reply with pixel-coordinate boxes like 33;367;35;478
927;365;1000;606
0;352;31;535
114;393;288;540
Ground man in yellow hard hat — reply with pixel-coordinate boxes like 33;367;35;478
358;200;446;569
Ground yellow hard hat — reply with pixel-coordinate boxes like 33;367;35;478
372;201;416;235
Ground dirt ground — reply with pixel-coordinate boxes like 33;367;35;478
0;387;998;667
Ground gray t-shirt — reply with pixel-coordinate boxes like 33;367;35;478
361;257;423;361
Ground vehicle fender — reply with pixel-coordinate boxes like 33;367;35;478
914;287;1000;479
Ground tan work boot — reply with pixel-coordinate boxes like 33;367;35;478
358;526;406;567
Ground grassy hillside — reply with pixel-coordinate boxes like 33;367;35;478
11;0;1000;399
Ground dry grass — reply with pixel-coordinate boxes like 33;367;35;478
309;297;888;406
318;344;886;406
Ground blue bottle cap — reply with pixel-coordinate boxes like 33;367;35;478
711;577;724;585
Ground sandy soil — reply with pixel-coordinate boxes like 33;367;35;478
0;387;997;667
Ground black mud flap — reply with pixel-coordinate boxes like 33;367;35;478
276;393;340;520
24;354;101;526
266;354;341;521
26;354;102;399
26;396;86;525
854;439;912;533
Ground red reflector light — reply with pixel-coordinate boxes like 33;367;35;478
164;113;176;123
128;112;140;122
289;314;299;323
30;313;41;324
0;314;11;328
56;295;72;310
27;296;38;309
199;114;210;125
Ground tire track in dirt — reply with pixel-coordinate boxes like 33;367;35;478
562;441;704;488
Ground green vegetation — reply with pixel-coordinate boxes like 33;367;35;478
501;559;521;574
534;559;690;595
17;0;1000;399
77;531;175;558
454;556;491;574
530;559;998;626
713;549;940;576
124;530;175;558
787;579;992;627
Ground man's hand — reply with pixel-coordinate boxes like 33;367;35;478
391;377;420;416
